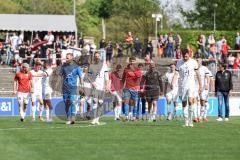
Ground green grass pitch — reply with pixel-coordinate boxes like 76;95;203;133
0;117;239;160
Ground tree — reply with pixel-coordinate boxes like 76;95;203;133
85;0;114;39
113;0;162;39
181;0;240;30
0;0;21;14
12;0;72;14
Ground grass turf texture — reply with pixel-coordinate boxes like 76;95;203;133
0;117;239;160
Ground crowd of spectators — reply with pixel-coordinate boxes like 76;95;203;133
0;31;76;69
1;31;240;77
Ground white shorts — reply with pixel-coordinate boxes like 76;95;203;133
111;91;122;104
31;92;43;102
17;92;30;105
200;90;209;101
42;92;52;100
166;89;178;102
180;87;195;101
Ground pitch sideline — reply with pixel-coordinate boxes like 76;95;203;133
0;122;107;131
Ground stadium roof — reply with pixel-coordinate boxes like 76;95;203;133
0;14;77;32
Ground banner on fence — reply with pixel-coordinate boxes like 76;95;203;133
0;97;240;117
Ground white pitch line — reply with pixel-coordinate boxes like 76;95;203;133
0;122;107;131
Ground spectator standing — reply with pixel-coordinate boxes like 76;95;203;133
227;53;235;69
125;32;134;56
233;53;240;75
133;38;142;58
187;44;193;58
215;63;233;122
106;41;114;63
44;31;54;48
166;32;174;57
99;39;106;62
157;35;164;58
174;45;182;59
79;37;84;48
197;34;208;58
221;40;230;63
116;43;123;57
146;40;153;59
10;32;19;51
235;32;240;50
174;33;182;47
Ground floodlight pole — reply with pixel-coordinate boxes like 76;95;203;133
152;14;162;56
213;3;218;32
73;0;78;47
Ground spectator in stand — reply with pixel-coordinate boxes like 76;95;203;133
125;32;134;56
69;35;75;47
10;32;19;51
197;33;208;58
146;40;153;59
44;31;54;48
56;47;62;66
157;35;164;58
134;37;142;58
233;53;240;75
235;32;240;50
174;45;182;59
18;31;24;46
106;41;114;63
187;44;193;58
208;33;216;46
216;37;223;61
227;53;235;69
0;42;3;64
99;39;106;62
5;42;12;66
116;42;123;57
62;35;70;49
33;33;41;44
221;40;230;63
54;36;62;50
174;33;182;47
79;37;84;48
208;43;217;76
166;32;174;57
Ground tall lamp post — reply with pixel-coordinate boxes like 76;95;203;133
73;0;78;46
152;13;163;56
213;3;218;32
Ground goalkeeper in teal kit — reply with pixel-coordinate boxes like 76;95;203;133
60;53;83;124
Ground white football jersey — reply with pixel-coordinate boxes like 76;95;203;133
30;70;43;93
88;63;110;90
199;66;210;88
164;71;179;90
176;59;199;88
42;68;53;93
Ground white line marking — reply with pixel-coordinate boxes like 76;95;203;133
0;122;107;131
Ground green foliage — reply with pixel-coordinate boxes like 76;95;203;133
182;0;240;30
0;0;20;13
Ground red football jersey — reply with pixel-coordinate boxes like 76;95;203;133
14;72;33;93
